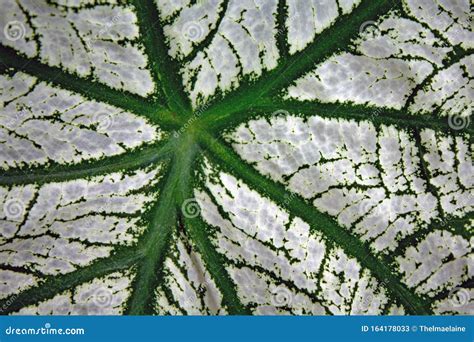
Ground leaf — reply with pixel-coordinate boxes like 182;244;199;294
0;0;472;316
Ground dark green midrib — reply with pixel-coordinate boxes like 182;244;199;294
132;0;192;117
125;158;178;314
126;135;200;314
202;99;473;135
0;141;173;186
200;0;399;123
199;133;432;315
0;249;142;314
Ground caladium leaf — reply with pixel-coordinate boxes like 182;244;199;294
0;0;472;316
